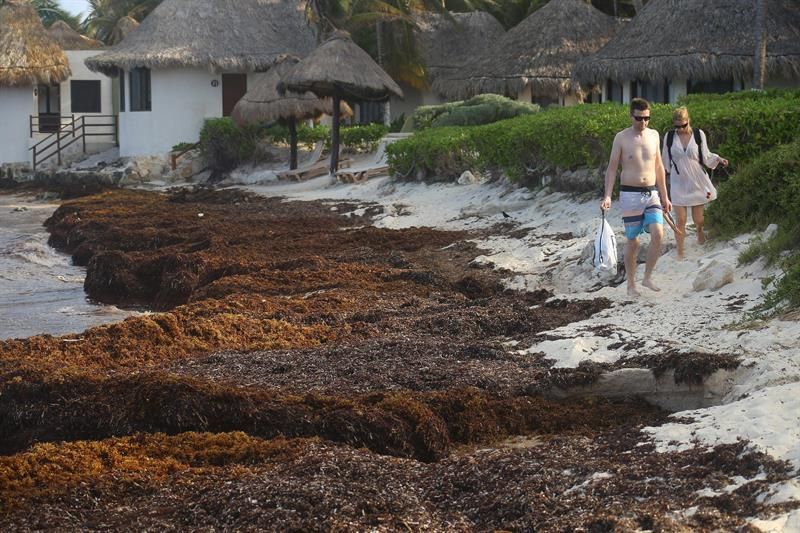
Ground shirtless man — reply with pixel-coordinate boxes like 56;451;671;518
601;98;672;297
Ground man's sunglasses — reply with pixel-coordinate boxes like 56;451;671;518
632;115;651;122
674;123;688;129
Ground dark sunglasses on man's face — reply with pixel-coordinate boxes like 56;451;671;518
632;115;651;122
674;123;688;129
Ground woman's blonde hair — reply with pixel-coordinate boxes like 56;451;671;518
673;106;690;125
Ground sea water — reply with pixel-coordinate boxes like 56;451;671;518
0;194;135;340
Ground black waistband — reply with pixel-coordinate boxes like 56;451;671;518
620;185;657;192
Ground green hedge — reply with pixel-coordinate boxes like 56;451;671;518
387;90;800;183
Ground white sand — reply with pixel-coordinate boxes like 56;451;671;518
234;173;800;529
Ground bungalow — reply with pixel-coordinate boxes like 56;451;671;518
385;11;505;121
85;0;317;157
573;0;800;104
0;0;70;166
43;21;116;149
435;0;621;107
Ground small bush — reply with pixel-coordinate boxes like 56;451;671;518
198;118;262;174
340;123;389;152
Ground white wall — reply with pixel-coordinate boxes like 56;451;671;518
119;67;222;157
0;86;35;164
60;50;116;143
62;50;113;116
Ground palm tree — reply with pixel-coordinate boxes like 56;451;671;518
31;0;82;29
82;0;161;43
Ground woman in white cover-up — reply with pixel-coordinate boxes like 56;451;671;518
662;106;728;259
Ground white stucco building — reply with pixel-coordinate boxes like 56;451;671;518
0;0;70;167
86;0;318;158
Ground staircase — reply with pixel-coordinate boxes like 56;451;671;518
29;114;118;170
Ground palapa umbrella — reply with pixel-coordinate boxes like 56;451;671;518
0;0;70;87
231;59;352;170
280;30;403;175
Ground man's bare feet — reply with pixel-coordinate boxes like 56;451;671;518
642;277;661;292
627;285;641;298
676;251;685;261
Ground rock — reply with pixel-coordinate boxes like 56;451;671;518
763;223;778;240
458;170;477;185
692;259;735;292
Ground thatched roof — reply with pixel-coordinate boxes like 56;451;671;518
414;11;505;88
231;60;352;125
0;0;70;87
110;16;140;46
85;0;317;76
574;0;800;84
437;0;620;100
48;20;104;51
280;31;403;101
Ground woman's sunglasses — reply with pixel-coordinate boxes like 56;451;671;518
632;115;651;122
674;123;688;129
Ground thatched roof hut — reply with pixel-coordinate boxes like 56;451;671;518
280;30;403;174
414;11;505;90
232;59;352;169
574;0;800;85
85;0;317;76
48;20;104;51
0;0;70;87
280;31;403;101
231;60;350;126
110;15;140;46
438;0;620;100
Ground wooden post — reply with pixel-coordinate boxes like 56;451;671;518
330;92;341;175
288;117;298;170
82;118;87;154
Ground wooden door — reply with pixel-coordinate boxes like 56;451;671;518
222;74;247;117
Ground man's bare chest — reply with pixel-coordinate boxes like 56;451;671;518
624;135;657;162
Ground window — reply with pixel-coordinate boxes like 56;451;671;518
119;70;125;112
130;67;151;111
605;80;623;103
70;80;101;113
688;79;734;95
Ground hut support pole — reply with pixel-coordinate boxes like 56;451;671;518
288;118;298;170
330;92;341;175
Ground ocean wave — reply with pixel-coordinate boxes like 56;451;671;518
0;235;70;268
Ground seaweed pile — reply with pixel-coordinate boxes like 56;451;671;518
1;188;795;530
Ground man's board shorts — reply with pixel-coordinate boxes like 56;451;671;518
619;185;664;240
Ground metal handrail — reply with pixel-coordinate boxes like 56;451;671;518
29;114;118;170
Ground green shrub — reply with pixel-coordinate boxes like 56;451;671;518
198;118;262;174
340;123;389;152
707;138;800;311
259;122;385;152
413;94;540;130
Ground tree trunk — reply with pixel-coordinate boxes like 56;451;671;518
330;92;341;175
288;117;298;170
753;0;767;90
376;21;391;126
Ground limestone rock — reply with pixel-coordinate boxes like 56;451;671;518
692;259;734;292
